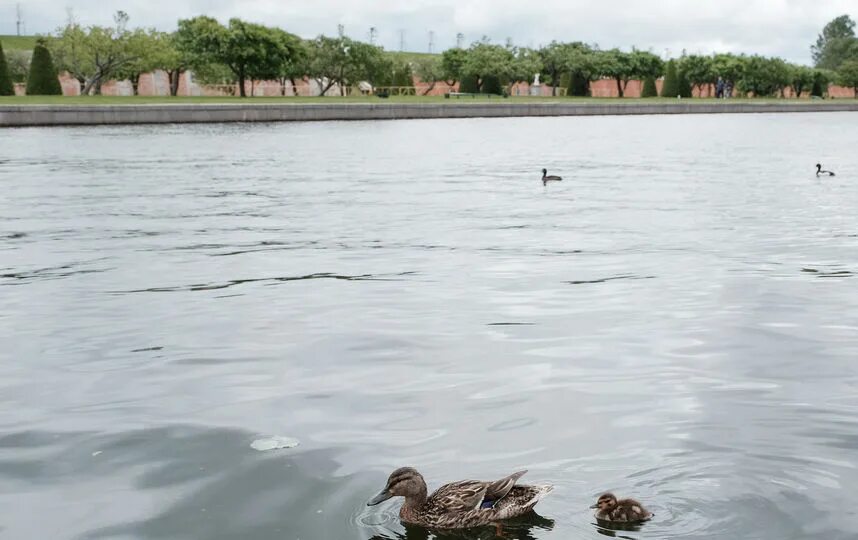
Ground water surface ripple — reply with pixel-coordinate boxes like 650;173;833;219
2;113;858;539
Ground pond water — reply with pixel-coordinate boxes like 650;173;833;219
1;112;858;540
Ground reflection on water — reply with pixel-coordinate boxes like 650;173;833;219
1;113;858;540
367;513;554;540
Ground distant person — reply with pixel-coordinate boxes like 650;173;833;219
716;76;725;99
725;81;733;99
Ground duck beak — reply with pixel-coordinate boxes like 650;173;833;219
367;489;393;506
589;503;599;509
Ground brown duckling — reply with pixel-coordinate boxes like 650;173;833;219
590;492;652;522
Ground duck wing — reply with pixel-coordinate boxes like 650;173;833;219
427;480;489;513
484;470;527;502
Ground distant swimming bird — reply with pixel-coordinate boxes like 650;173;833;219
816;163;835;177
542;168;562;186
590;493;653;523
367;467;553;529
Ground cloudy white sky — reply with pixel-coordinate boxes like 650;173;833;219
1;0;855;64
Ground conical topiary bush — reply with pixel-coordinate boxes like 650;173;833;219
661;60;678;97
0;41;15;96
26;39;62;96
641;76;658;97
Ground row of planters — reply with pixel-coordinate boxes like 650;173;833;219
0;39;63;95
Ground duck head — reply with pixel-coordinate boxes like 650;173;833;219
542;168;547;175
590;492;618;511
367;467;428;506
816;163;822;171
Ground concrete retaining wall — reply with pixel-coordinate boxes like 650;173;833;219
2;101;858;127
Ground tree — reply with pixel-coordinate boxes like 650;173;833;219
176;16;298;97
5;49;31;83
661;59;679;97
565;43;597;96
276;37;308;96
116;29;165;94
507;46;542;94
680;54;714;94
676;64;692;97
82;11;137;95
26;39;62;95
596;49;635;97
640;76;658;97
462;41;514;92
440;47;467;88
837;58;858;97
414;56;443;95
0;41;14;95
737;55;790;97
539;41;569;96
711;53;744;91
811;69;830;97
50;19;94;94
788;64;815;97
812;15;857;70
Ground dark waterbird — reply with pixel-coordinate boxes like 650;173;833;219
816;163;835;177
367;467;553;529
541;168;562;186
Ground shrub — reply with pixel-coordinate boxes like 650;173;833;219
661;60;678;97
641;76;658;97
567;72;590;96
677;68;693;97
0;42;14;96
26;40;62;95
459;73;479;93
480;74;503;95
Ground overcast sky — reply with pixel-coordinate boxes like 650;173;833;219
1;0;855;64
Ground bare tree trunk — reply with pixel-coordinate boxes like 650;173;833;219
615;78;624;98
238;67;246;97
167;70;182;96
131;74;140;95
421;81;437;96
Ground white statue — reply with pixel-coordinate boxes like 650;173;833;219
533;73;541;85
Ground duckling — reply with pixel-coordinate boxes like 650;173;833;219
816;163;835;177
367;467;553;529
590;492;652;522
542;168;562;186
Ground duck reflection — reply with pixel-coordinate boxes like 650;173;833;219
593;517;644;539
367;511;554;540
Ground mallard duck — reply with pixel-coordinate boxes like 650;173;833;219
590;492;652;522
816;163;835;177
367;467;553;529
542;168;562;186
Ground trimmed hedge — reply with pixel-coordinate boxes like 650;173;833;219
677;68;692;98
26;40;62;96
661;60;678;97
459;73;479;93
480;74;503;95
567;72;590;96
0;42;14;96
641;76;658;98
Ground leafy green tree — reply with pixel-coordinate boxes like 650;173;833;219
116;29;173;94
50;20;94;94
26;39;62;95
565;43;598;96
276;37;308;95
711;53;744;90
507;46;542;94
462;41;514;92
788;64;815;97
539;41;569;96
640;76;658;97
812;15;858;70
811;69;830;97
680;54;714;94
414;56;443;95
837;58;858;97
176;16;298;97
661;59;679;97
440;47;468;88
596;49;634;97
0;41;14;95
738;55;790;97
5;49;31;83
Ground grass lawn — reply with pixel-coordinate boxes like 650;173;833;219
0;35;38;51
0;95;835;106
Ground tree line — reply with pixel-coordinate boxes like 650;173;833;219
2;12;858;97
